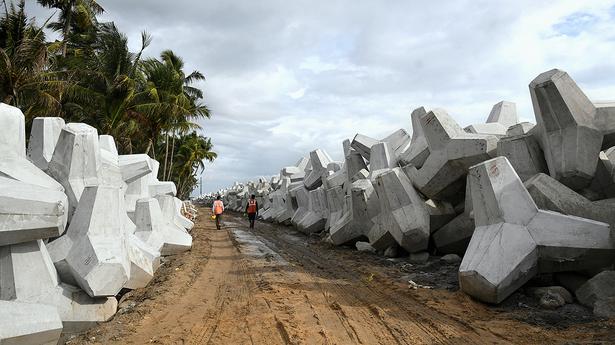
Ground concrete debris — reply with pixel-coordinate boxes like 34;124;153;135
355;241;376;253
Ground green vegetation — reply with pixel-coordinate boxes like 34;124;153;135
0;0;216;198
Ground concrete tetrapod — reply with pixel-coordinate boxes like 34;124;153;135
459;157;615;304
47;185;131;297
121;154;155;216
530;69;602;190
119;155;152;185
433;183;475;255
405;108;498;201
0;240;117;333
47;123;102;220
0;300;63;345
134;198;192;256
371;167;429;253
525;173;615;229
97;135;162;290
399;107;430;168
304;149;333;190
298;188;328;234
0;107;64;192
0;177;68;246
497;133;548;181
173;197;195;230
0;102;26;157
464;101;519;136
0;150;65;192
148;159;177;197
155;195;194;252
330;179;379;246
27;117;65;172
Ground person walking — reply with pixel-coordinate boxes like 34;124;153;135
212;195;225;230
245;195;259;229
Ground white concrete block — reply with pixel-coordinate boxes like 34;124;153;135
28;117;65;171
0;240;117;333
0;103;26;157
0;300;63;345
0;177;68;246
47;185;131;297
459;157;614;304
530;69;602;190
47;123;102;219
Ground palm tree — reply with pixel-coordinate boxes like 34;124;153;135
60;22;151;150
0;0;60;125
135;50;210;177
36;0;103;56
172;131;217;198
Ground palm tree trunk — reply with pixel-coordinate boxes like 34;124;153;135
62;4;72;57
166;131;176;181
163;132;169;180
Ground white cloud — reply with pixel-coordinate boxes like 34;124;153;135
25;0;615;194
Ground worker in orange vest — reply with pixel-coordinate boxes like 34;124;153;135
212;195;225;230
245;194;259;229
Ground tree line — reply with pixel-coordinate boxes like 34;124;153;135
0;0;216;198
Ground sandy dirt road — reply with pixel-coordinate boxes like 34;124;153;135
71;209;615;345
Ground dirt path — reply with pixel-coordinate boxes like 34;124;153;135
71;209;615;345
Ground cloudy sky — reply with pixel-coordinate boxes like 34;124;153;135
28;0;615;194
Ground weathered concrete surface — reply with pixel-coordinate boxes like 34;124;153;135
47;185;131;297
371;168;429;253
425;199;456;233
506;122;535;136
587;148;615;199
0;177;68;246
0;240;117;333
576;271;615;317
459;157;614;304
0;151;65;192
47;123;102;219
28;117;66;171
119;155;152;184
0;300;63;345
525;173;615;229
530;69;602;190
330;180;379;246
594;102;615;150
497;134;548;181
134;198;192;256
405;108;498;201
351;134;380;161
369;141;395;175
465;101;519;136
155;195;194;253
304;149;333;190
399;107;430;168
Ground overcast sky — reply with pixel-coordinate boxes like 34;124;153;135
28;0;615;195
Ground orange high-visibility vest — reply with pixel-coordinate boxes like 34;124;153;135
247;199;257;214
213;200;224;215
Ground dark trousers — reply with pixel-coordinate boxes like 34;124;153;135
215;213;222;229
248;213;256;228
